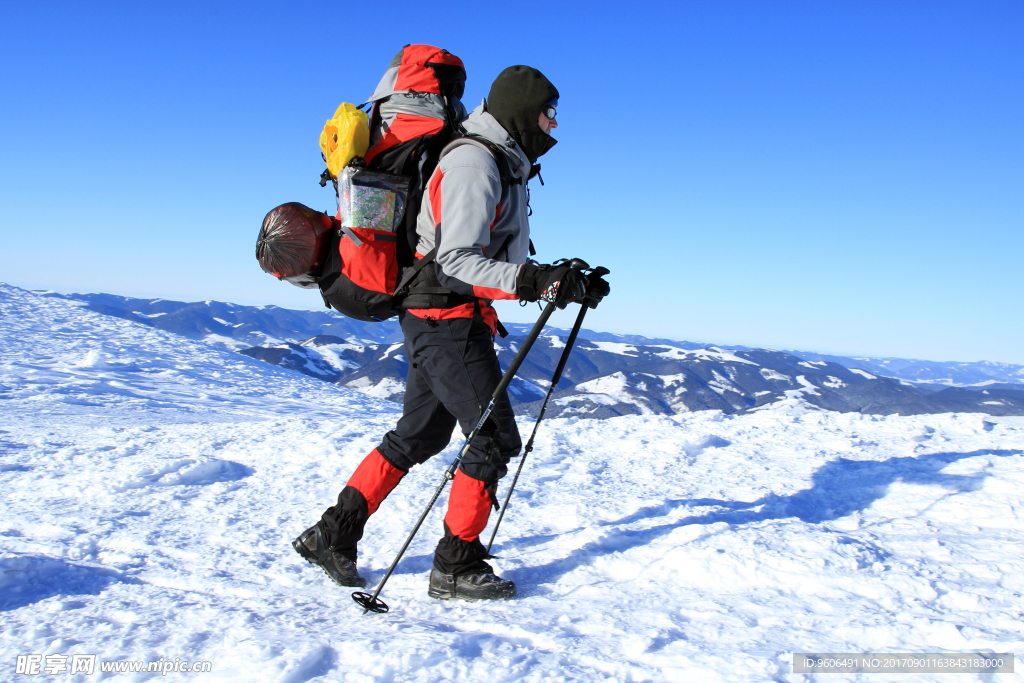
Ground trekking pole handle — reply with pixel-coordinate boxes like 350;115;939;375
565;257;590;270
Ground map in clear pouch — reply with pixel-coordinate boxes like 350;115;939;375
348;185;396;232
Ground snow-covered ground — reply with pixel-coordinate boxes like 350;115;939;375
2;283;1023;682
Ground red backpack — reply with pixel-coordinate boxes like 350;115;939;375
317;45;467;321
257;45;510;322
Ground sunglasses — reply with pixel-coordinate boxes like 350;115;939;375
542;104;557;121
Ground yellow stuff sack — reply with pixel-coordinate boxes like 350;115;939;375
319;103;369;178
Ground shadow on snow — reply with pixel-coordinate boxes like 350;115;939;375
506;448;1021;587
0;553;143;612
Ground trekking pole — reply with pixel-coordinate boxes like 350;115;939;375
352;298;561;615
485;301;589;555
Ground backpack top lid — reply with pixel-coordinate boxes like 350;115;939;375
368;45;466;103
364;45;466;166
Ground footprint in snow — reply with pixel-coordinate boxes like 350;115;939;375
117;458;253;490
164;459;254;486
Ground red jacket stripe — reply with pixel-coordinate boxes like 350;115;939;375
406;302;499;336
489;202;503;229
472;285;517;301
428;168;445;226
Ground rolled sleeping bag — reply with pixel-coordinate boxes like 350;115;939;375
256;202;336;289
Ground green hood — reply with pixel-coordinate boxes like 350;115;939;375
485;66;559;164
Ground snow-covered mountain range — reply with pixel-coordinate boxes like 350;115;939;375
38;290;1024;418
3;282;1023;681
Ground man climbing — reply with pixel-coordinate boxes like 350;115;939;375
293;65;606;600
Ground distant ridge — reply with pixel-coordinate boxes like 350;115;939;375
39;289;1024;386
32;287;1024;418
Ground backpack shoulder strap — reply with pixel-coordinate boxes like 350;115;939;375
439;135;517;205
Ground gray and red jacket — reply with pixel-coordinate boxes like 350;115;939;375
408;103;533;333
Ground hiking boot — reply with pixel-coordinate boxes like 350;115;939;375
292;523;328;563
292;523;366;588
427;566;516;601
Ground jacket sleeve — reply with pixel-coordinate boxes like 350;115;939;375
428;146;521;300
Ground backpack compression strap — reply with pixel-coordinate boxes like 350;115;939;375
393;246;438;296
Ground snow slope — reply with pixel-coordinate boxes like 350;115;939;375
2;284;1023;682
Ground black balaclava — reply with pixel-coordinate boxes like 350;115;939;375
485;66;559;164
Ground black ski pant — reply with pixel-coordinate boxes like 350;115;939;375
321;312;522;575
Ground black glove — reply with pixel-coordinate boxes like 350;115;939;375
516;262;588;309
583;269;610;309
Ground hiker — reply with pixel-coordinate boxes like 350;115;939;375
292;65;602;598
293;65;607;601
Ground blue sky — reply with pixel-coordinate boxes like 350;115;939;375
1;2;1021;363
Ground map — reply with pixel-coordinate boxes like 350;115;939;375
344;185;396;232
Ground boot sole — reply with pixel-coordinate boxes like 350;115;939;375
324;569;366;588
427;587;452;600
427;587;516;601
